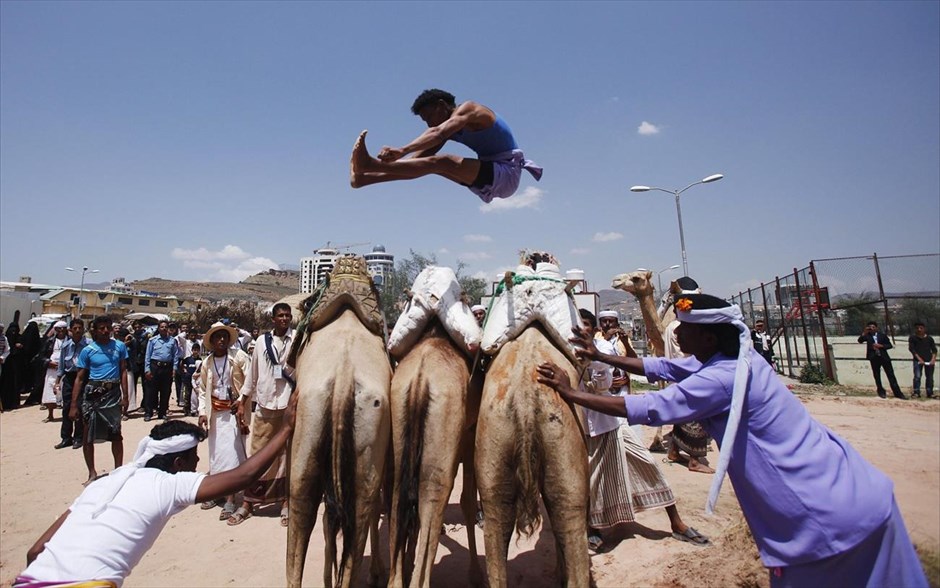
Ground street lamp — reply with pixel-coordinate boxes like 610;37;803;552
630;173;723;276
66;266;100;317
637;264;681;300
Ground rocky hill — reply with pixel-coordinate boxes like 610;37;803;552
131;269;300;303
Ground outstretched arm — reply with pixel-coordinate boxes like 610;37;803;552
378;101;495;162
536;362;627;417
195;392;297;502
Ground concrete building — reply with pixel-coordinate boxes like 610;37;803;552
364;245;395;288
299;248;341;294
40;287;199;320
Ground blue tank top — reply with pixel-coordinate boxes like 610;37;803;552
450;114;518;157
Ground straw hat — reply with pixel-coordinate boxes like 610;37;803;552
203;321;239;350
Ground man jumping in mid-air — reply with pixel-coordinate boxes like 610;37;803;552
350;88;542;203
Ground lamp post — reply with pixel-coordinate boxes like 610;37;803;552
66;266;100;318
655;264;681;299
637;264;681;300
630;174;723;276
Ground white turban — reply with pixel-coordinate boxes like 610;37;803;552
471;305;486;313
597;310;619;320
91;433;200;518
676;296;752;516
54;321;68;329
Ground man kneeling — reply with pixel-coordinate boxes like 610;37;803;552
16;393;298;588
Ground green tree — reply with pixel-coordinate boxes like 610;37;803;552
891;297;940;336
836;294;881;335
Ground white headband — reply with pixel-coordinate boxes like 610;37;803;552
91;434;200;518
677;303;752;515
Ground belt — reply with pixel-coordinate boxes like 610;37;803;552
211;397;233;411
153;360;173;368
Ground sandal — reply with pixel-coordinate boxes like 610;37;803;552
200;500;218;510
672;526;710;546
219;501;236;520
227;506;252;526
280;506;289;527
587;533;604;554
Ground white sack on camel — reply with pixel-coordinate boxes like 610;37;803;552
388;266;482;358
481;263;580;362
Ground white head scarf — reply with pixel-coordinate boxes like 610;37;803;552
90;433;200;518
675;295;752;515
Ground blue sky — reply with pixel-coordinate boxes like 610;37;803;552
2;1;938;298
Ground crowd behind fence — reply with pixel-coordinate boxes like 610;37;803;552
729;253;940;382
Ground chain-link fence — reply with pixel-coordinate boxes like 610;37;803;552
730;253;939;384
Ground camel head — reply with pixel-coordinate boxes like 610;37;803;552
611;270;655;298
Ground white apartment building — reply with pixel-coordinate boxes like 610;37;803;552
299;245;395;293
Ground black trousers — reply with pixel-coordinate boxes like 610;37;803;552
869;355;903;396
145;364;173;417
60;371;84;443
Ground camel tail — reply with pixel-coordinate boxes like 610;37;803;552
323;369;358;586
512;394;543;539
393;370;431;568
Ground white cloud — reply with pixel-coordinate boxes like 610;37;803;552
479;186;544;213
638;121;661;136
592;232;624;242
171;245;278;282
570;247;591;255
463;234;492;243
438;247;450;254
473;265;515;282
171;244;251;262
459;251;492;261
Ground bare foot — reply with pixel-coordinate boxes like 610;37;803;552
687;458;715;474
83;473;98;487
350;130;371;188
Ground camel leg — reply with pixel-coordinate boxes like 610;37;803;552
540;441;590;588
287;410;325;588
476;433;517;588
459;430;484;587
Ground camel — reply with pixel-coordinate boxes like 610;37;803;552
611;270;664;357
286;257;391;588
476;261;591;588
611;270;714;473
385;266;484;587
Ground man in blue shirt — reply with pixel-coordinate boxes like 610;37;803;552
70;315;129;487
145;320;178;422
54;319;88;450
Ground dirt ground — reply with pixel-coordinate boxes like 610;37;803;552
1;392;937;587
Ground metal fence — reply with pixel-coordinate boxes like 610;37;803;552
729;253;940;381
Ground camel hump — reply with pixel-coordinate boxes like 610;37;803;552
388;266;482;359
481;263;579;363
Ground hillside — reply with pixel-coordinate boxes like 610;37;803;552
131;269;300;303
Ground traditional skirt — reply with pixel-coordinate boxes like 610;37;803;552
587;427;676;529
208;401;247;474
81;383;122;443
670;421;711;458
124;369;137;412
41;368;60;405
244;407;287;504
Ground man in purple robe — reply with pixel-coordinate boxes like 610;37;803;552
537;293;927;587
